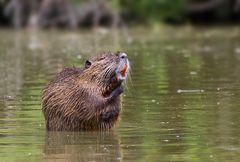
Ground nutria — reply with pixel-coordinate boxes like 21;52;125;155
42;52;130;131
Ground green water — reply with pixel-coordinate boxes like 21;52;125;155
1;26;240;162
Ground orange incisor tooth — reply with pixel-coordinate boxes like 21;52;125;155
121;64;127;76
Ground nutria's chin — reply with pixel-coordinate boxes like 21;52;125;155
42;51;129;131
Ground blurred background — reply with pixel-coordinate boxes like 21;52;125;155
1;1;240;162
2;0;240;28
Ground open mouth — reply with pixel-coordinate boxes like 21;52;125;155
116;62;129;81
120;63;128;77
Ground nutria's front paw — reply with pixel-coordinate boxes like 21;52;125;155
107;85;124;102
113;85;124;96
100;110;119;122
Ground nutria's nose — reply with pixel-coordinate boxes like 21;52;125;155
119;52;127;59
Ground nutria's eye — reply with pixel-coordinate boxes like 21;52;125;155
119;53;127;59
85;60;92;68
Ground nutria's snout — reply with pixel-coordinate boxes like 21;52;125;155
116;52;130;81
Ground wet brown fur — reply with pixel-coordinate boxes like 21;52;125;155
42;52;125;131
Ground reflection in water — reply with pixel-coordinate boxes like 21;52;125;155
1;27;240;162
44;131;122;162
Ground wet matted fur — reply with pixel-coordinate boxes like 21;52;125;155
42;52;129;131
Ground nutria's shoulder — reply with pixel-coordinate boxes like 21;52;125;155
48;67;83;84
58;67;83;77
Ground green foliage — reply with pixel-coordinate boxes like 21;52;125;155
119;0;188;23
69;0;240;24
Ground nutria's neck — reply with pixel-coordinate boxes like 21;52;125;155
78;70;121;97
99;83;116;97
99;79;121;97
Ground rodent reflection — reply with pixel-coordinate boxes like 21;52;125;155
43;131;122;162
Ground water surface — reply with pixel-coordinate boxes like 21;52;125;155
1;26;240;162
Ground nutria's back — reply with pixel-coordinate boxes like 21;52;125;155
42;52;130;131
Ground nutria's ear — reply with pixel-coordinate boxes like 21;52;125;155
85;60;92;69
116;51;121;55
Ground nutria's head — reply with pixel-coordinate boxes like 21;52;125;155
80;52;130;94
